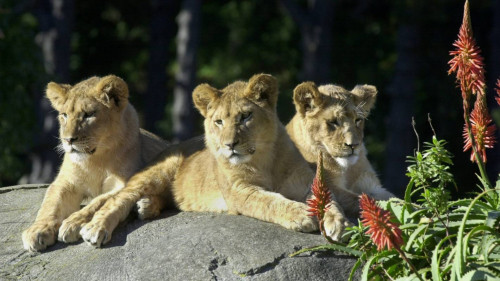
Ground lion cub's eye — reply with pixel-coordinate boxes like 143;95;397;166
355;118;363;127
215;119;223;126
328;119;339;129
84;111;96;119
241;112;252;123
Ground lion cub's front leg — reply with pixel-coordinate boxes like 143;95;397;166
225;185;318;233
278;164;349;240
79;191;140;247
58;192;117;243
22;183;82;252
277;200;318;233
80;194;163;247
80;161;175;247
59;193;165;243
22;220;60;252
322;201;351;241
136;195;167;220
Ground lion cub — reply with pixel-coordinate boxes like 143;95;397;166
286;82;395;218
22;75;168;252
71;74;348;247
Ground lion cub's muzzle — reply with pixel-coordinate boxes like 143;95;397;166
330;143;360;168
62;137;96;155
219;141;255;165
343;142;359;156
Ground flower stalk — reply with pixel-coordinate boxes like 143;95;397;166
306;152;334;243
448;0;497;189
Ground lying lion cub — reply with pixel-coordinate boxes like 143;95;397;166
70;74;348;247
22;75;168;252
286;82;395;218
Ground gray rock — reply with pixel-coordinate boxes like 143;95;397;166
0;185;359;281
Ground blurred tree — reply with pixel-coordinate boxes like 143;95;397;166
70;0;150;104
196;0;300;124
280;0;333;83
172;0;201;141
36;0;73;81
326;0;395;183
0;2;41;186
1;0;496;190
384;4;420;195
144;0;179;135
21;0;74;184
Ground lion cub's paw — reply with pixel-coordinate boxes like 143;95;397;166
136;196;163;220
80;222;111;248
22;222;58;252
323;208;351;241
283;202;318;233
58;213;89;243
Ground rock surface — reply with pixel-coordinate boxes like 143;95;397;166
0;185;359;281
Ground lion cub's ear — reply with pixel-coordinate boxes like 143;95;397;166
95;75;129;109
193;84;220;117
243;74;279;108
351;85;377;113
293;81;323;116
46;82;71;111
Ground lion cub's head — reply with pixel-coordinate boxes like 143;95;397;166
193;74;279;165
292;82;377;168
46;75;130;163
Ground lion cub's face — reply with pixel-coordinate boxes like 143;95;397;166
46;75;129;162
193;74;279;165
293;82;377;168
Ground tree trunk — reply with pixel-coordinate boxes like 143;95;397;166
35;0;73;82
384;24;419;196
144;0;178;135
172;0;201;141
281;0;334;83
20;0;74;184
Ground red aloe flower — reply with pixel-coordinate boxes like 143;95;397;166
448;0;486;108
307;152;332;221
495;79;500;106
359;193;403;251
463;98;497;162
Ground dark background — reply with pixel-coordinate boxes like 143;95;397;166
1;0;499;197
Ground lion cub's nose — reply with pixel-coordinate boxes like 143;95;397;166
344;143;358;149
64;137;78;144
225;140;239;150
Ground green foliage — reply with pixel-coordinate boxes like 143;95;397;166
351;136;500;280
0;5;42;186
292;135;500;280
406;136;454;215
406;136;455;191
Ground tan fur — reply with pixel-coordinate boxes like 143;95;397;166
22;75;168;252
73;74;349;247
286;82;395;218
